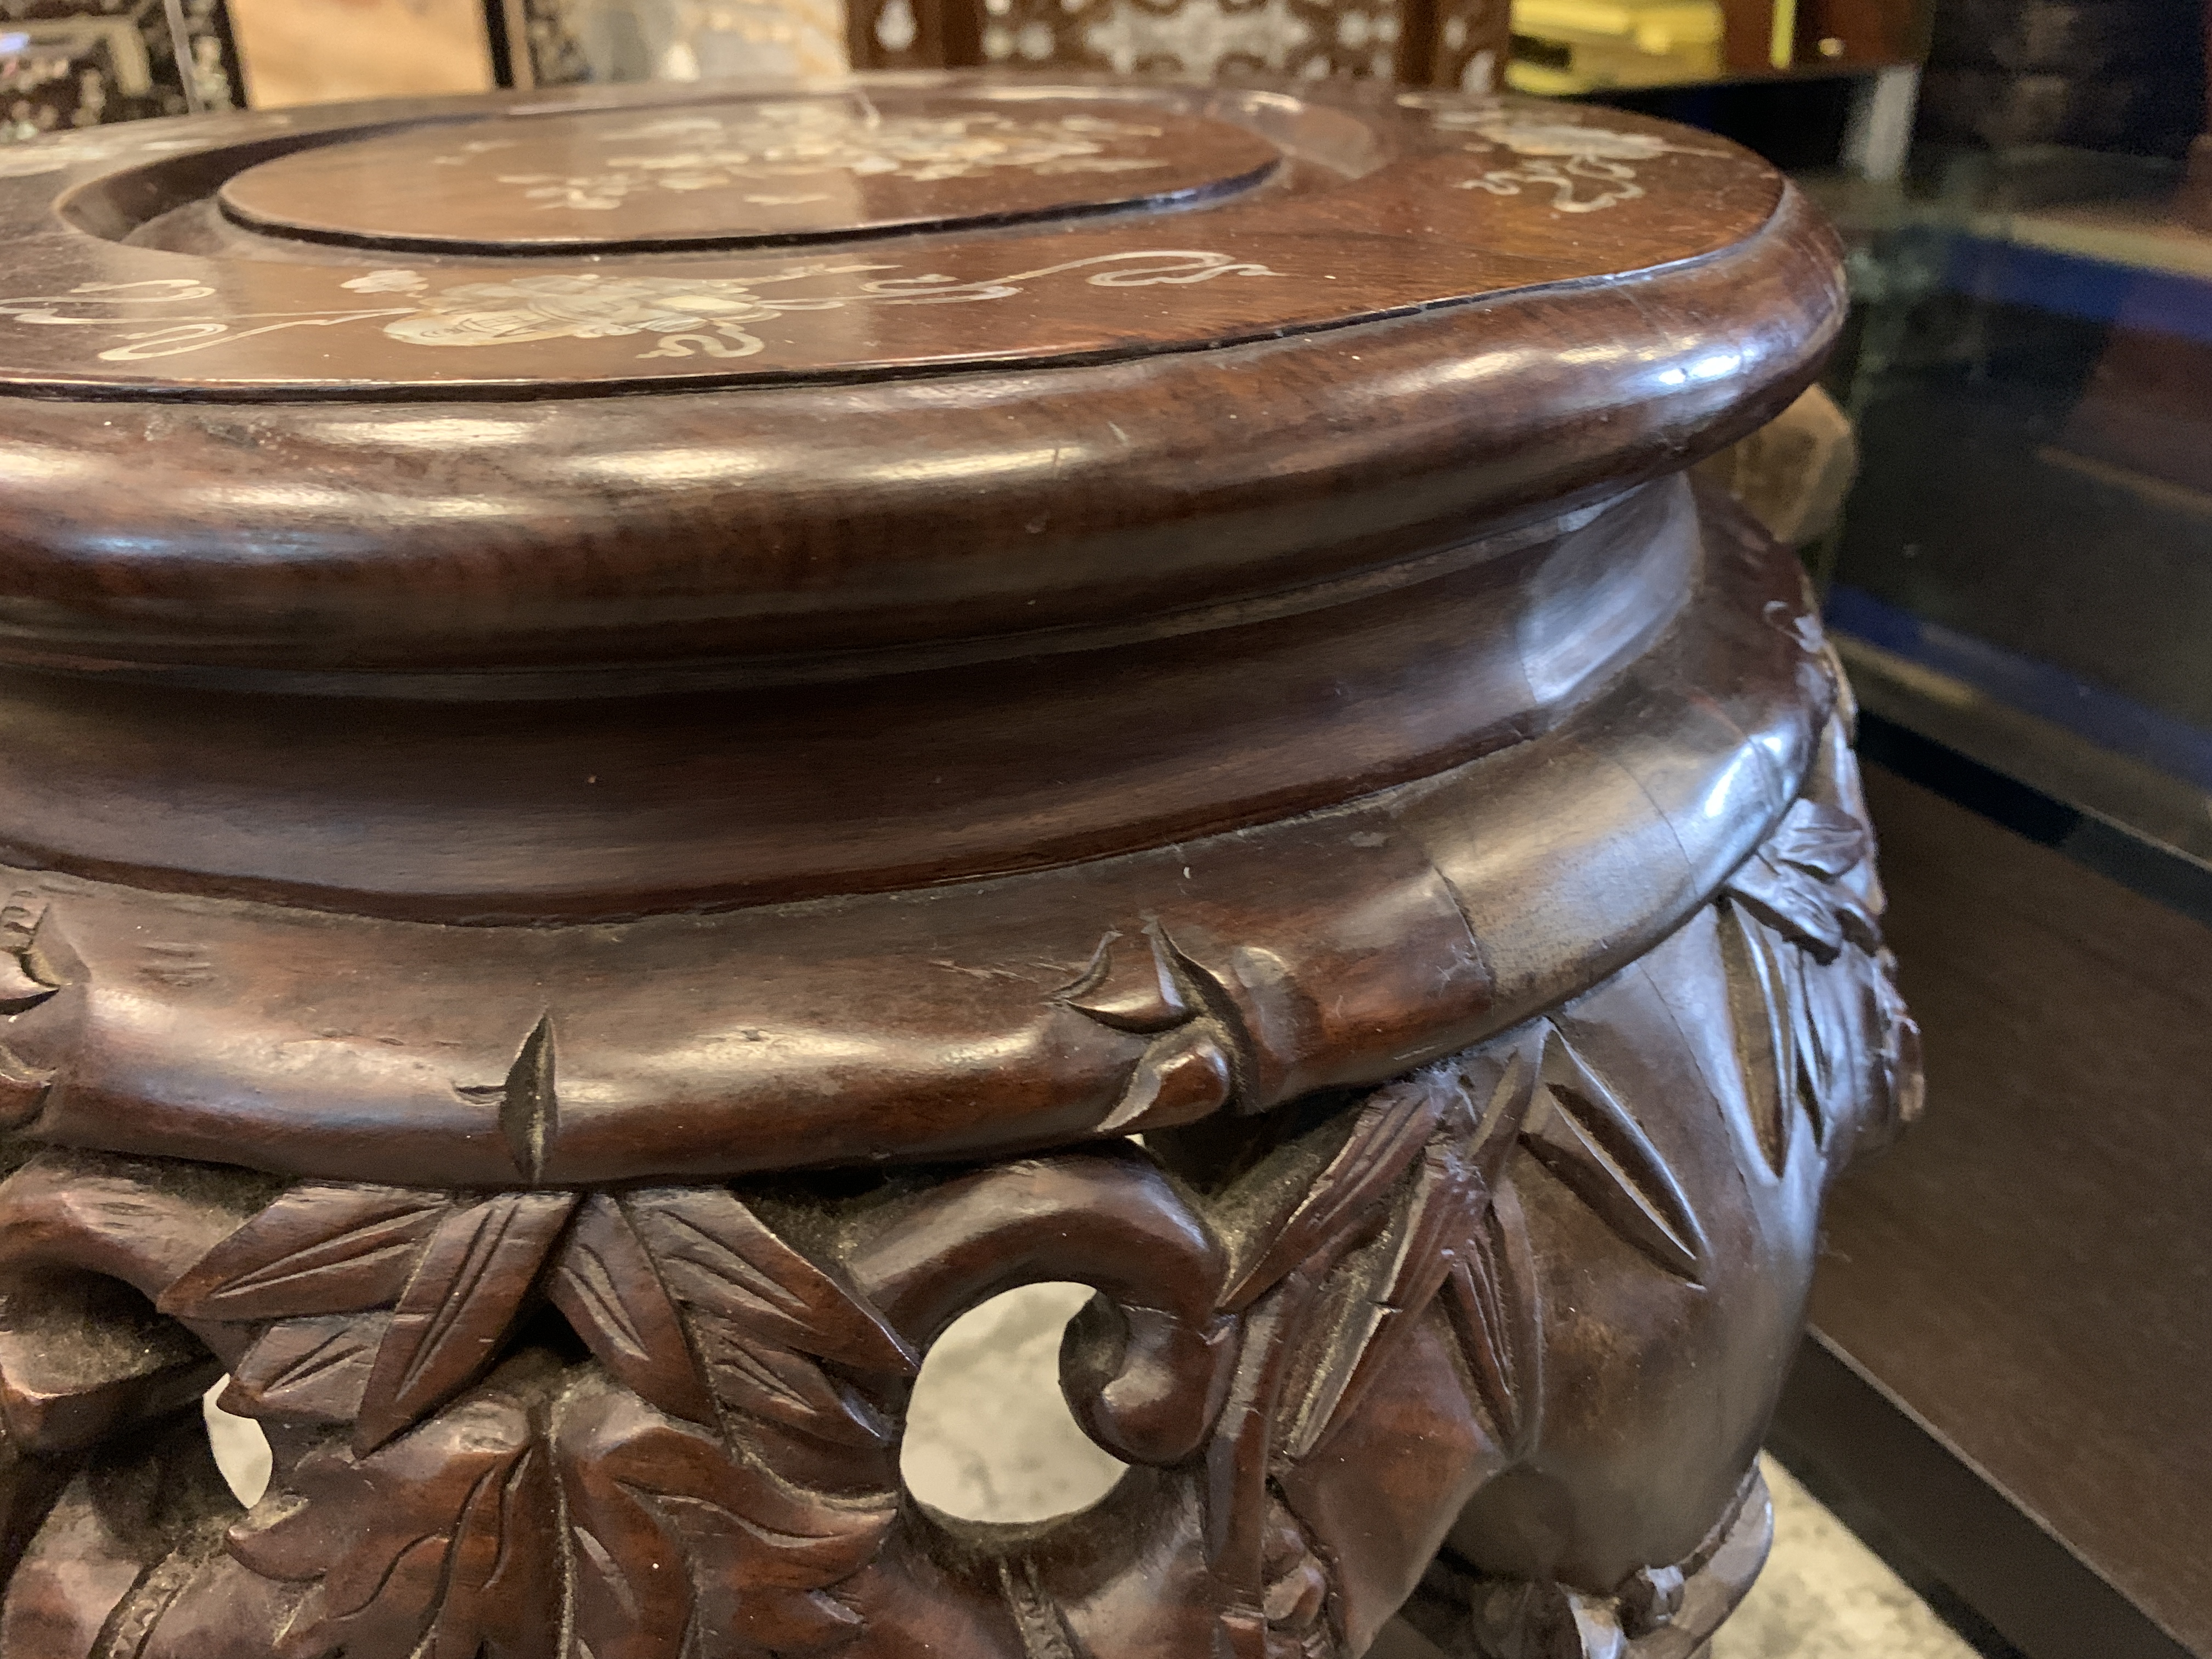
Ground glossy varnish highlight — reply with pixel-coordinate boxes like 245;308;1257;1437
0;74;1908;1659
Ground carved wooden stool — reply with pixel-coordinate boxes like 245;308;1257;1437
0;75;1917;1659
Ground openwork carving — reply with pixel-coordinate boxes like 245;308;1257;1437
0;715;1916;1659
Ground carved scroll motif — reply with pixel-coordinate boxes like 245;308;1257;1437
0;721;1916;1659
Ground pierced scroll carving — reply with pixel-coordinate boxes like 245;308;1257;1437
0;717;1915;1659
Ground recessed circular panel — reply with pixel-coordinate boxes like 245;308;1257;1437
216;93;1284;252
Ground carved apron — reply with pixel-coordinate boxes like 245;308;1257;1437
0;74;1915;1659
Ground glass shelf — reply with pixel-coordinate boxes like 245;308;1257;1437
1798;150;2212;890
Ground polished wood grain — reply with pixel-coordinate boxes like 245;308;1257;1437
0;482;1835;1183
0;71;1892;1659
0;79;1799;397
216;97;1286;253
0;80;1838;691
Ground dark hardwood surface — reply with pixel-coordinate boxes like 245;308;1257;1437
0;71;1900;1659
0;481;1810;917
1779;765;2212;1659
214;97;1288;252
0;484;1827;1181
0;78;1791;397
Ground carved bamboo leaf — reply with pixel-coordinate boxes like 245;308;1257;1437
1459;1030;1546;1192
1767;798;1872;881
1781;938;1828;1144
718;1581;872;1656
159;1185;450;1322
0;1041;53;1130
1793;942;1898;1150
624;1188;917;1376
1726;851;1846;960
353;1192;579;1454
0;907;70;1013
1725;799;1875;962
547;1194;716;1427
1717;901;1795;1176
1283;1037;1545;1463
1220;1074;1447;1312
688;1308;896;1451
557;1374;889;1659
1058;924;1192;1034
1289;1131;1484;1458
1522;1030;1707;1283
0;948;55;1013
228;1375;562;1659
1441;1180;1541;1452
224;1312;389;1424
1000;1558;1084;1659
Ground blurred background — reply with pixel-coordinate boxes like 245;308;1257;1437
16;4;2208;1657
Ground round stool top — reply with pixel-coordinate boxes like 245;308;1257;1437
0;73;1840;690
215;95;1283;252
0;74;1848;1182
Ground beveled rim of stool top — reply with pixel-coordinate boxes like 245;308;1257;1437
0;71;1842;692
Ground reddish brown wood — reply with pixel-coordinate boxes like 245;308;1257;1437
215;99;1286;254
0;72;1899;1659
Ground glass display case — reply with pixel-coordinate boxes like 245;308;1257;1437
1769;40;2212;1656
1808;146;2212;879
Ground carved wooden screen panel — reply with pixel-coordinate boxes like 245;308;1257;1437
502;0;851;88
0;0;243;139
848;0;1509;91
1428;0;1506;90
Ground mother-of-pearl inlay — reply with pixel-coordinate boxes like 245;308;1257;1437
458;104;1176;215
0;251;1283;364
1435;105;1726;212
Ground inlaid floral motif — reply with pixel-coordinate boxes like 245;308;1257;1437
446;104;1173;214
0;108;296;179
1426;105;1725;213
0;249;1283;364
